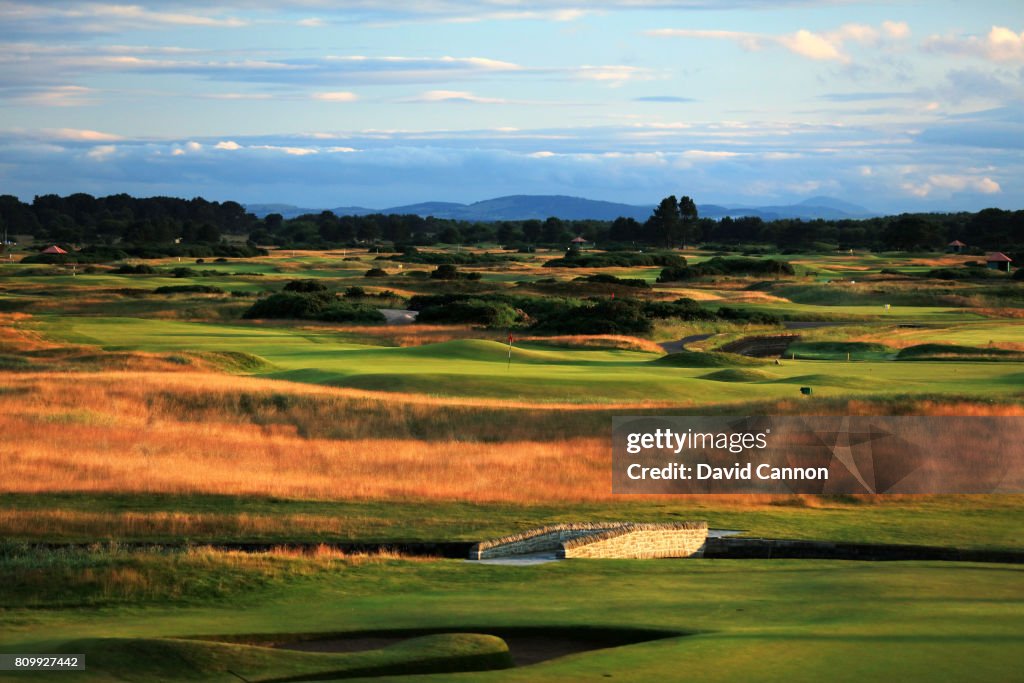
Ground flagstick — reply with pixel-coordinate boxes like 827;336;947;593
507;333;513;370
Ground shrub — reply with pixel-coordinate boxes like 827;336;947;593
543;252;686;269
658;257;794;282
283;279;329;293
243;292;330;319
431;264;459;280
416;299;520;327
531;299;652;335
579;273;650;288
113;264;156;275
344;286;366;297
242;291;383;323
170;267;197;278
364;267;388;277
317;302;386;323
153;285;224;294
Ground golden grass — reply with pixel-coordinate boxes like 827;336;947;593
1;371;1021;511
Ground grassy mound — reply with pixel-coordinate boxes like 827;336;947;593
700;368;779;382
62;633;512;681
769;373;887;389
654;350;768;368
190;350;277;373
896;344;1024;361
784;341;896;360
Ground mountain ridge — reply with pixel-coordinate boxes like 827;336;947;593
245;195;875;222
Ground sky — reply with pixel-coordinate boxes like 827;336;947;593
1;1;1022;213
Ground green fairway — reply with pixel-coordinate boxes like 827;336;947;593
35;315;1024;402
1;556;1020;682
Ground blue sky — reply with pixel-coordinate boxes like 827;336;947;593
1;1;1022;212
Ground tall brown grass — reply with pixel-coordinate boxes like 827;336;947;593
1;371;1020;510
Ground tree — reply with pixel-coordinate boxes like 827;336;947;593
678;195;698;248
647;195;680;248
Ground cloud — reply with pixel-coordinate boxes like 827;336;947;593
902;174;1001;197
43;128;122;141
4;85;96;106
818;91;913;102
86;144;117;160
312;91;359;102
924;26;1024;63
633;95;696;103
647;21;908;64
575;65;655;85
411;90;508;104
214;140;241;150
0;2;247;35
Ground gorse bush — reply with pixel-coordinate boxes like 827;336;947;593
283;279;329;293
242;291;384;323
658;256;795;282
416;299;521;327
543;252;686;269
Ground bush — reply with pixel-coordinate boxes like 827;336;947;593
317;302;386;323
243;292;329;319
431;264;459;280
170;267;197;278
344;286;366;297
543;252;686;269
153;285;224;294
242;291;383;323
416;299;520;327
283;279;329;293
531;299;652;335
113;264;156;275
658;257;794;282
579;273;650;288
364;268;388;277
430;264;481;280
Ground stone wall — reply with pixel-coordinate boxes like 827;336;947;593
469;521;707;560
470;523;622;560
559;522;708;559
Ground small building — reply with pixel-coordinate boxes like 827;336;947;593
986;252;1013;272
947;239;966;253
41;245;68;255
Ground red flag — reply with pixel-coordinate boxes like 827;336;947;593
611;291;615;299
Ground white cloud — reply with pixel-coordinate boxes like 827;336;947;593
11;85;95;106
882;21;910;39
312;91;358;102
86;144;117;160
215;140;241;150
44;128;121;141
0;2;247;32
925;26;1024;63
648;21;909;64
902;174;1001;197
575;65;654;85
413;89;507;104
251;144;318;155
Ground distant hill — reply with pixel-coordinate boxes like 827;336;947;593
246;195;875;221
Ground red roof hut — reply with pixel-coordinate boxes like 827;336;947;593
986;252;1013;272
41;245;68;255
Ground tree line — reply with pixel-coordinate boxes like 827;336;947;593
1;192;1021;255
